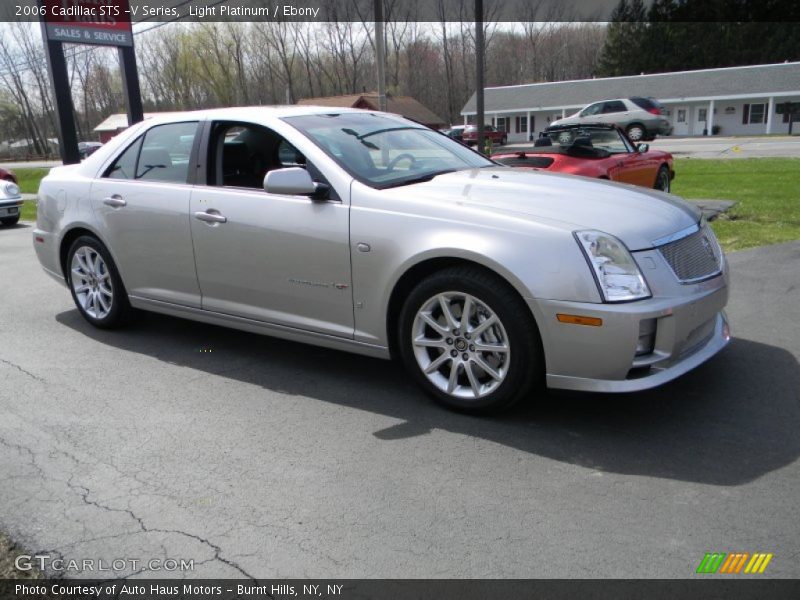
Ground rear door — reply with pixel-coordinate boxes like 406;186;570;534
600;100;629;125
90;121;202;308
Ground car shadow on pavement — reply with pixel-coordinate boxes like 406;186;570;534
56;309;800;487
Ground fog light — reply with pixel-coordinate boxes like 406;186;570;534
635;318;656;356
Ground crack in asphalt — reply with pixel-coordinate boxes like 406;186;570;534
0;436;46;480
67;478;257;580
0;358;45;384
3;433;256;580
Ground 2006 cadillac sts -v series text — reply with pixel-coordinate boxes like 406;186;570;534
32;107;729;412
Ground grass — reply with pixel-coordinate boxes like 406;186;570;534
11;168;49;194
9;168;49;222
10;159;800;252
672;158;800;251
0;532;40;579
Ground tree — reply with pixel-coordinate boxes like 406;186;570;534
598;0;800;76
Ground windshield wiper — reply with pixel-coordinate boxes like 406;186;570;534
341;128;380;150
382;169;458;189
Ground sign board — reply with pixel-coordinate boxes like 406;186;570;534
41;0;133;47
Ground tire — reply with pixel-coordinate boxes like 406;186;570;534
1;215;20;226
66;235;134;328
653;165;671;193
500;136;507;145
398;266;543;413
626;123;645;142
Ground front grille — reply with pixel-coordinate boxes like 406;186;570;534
658;226;722;283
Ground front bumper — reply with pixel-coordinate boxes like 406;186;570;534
530;273;730;392
0;198;23;218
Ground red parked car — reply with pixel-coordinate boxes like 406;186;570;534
0;167;17;184
462;124;507;147
491;123;674;192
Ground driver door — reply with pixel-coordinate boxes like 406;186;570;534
189;120;354;338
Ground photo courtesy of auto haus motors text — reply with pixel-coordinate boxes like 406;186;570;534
12;582;345;598
1;0;800;599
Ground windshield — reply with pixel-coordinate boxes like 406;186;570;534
284;113;493;188
543;126;632;155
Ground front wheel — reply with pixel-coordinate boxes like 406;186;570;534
654;165;671;193
66;235;135;328
398;266;543;413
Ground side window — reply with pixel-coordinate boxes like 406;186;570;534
105;122;197;183
581;103;603;117
137;122;197;183
107;136;142;180
209;121;333;198
603;101;626;114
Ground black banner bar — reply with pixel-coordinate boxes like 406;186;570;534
4;0;800;23
3;579;800;600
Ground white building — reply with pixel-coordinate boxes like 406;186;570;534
461;62;800;141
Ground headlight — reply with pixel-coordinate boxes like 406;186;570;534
3;181;20;197
574;230;651;302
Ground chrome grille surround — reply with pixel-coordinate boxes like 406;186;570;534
658;224;722;283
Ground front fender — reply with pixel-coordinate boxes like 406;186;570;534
349;202;601;346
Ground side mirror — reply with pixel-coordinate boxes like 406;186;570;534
637;143;649;153
263;167;328;198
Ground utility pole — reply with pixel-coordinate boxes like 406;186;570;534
475;0;485;153
374;0;387;112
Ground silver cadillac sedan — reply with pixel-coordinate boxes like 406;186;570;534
33;107;729;412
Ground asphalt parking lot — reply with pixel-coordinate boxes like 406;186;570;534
1;224;799;579
650;135;800;158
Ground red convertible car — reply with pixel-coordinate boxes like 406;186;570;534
491;123;674;192
0;167;17;184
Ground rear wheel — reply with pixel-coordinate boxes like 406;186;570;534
66;235;134;328
398;266;543;413
626;123;645;142
500;135;507;145
654;165;671;193
1;215;20;226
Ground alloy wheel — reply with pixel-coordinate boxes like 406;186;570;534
70;246;114;319
627;125;644;141
411;291;511;400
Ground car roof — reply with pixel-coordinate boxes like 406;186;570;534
138;105;384;126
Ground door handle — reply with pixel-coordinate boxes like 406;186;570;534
103;195;126;208
193;210;227;224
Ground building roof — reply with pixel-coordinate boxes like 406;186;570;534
461;62;800;114
298;93;446;126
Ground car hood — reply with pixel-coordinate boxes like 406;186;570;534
386;167;699;251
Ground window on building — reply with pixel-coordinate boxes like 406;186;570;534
515;116;528;133
495;117;510;132
743;103;766;125
677;109;686;123
698;108;707;122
